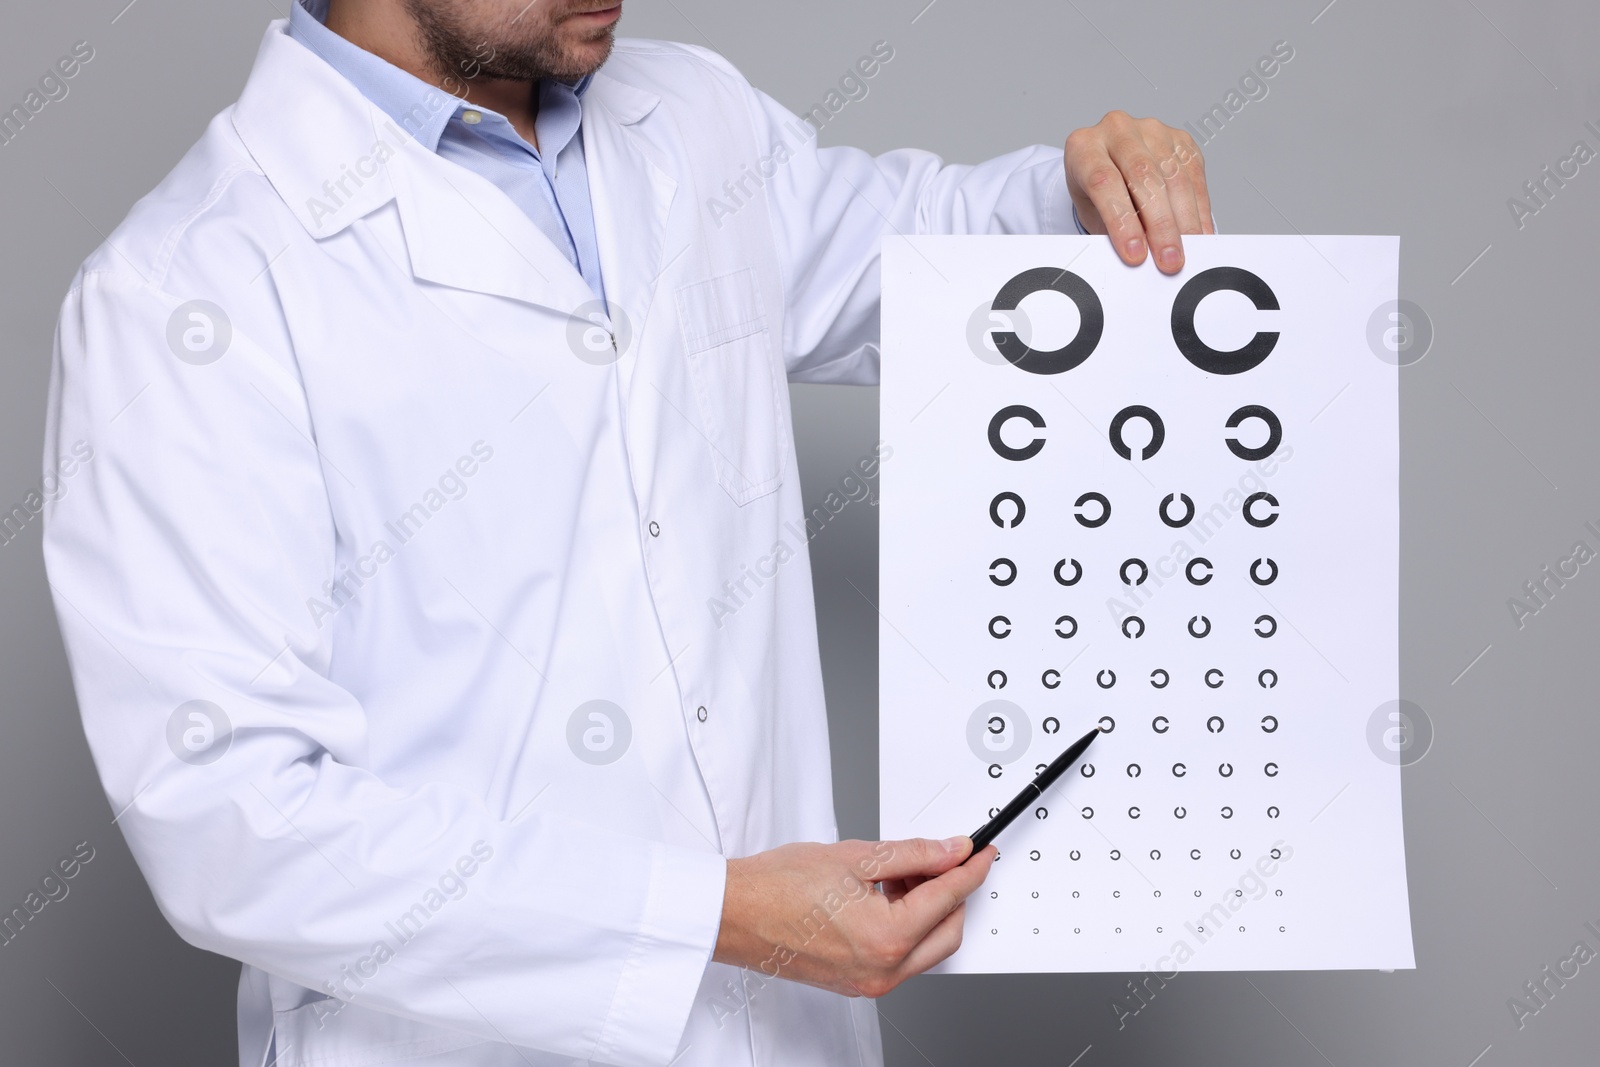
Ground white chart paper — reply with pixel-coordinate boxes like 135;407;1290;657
879;235;1414;973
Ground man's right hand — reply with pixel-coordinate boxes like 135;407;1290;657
712;836;996;998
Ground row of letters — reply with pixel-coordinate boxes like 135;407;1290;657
990;556;1278;586
985;265;1282;376
989;490;1280;528
989;403;1282;462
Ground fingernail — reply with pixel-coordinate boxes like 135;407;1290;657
941;836;968;853
1160;246;1182;270
1125;237;1145;260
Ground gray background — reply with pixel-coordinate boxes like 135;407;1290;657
2;0;1596;1063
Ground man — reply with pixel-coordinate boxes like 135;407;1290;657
42;1;1210;1064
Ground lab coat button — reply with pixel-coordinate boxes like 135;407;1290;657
648;521;661;537
696;705;708;722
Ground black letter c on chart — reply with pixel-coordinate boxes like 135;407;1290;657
1171;267;1280;375
1109;405;1165;461
1075;492;1110;528
1225;405;1282;460
991;492;1026;528
990;267;1105;375
1160;493;1195;528
1243;492;1279;527
988;405;1047;461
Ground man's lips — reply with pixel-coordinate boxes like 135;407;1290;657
567;4;622;23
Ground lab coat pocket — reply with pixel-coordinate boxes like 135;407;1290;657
270;996;488;1066
675;268;786;505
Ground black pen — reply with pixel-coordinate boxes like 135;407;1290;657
964;726;1100;859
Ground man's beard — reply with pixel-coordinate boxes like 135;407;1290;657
402;0;617;84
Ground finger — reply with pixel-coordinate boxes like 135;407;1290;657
1069;140;1146;266
880;877;912;903
869;837;970;882
891;901;968;982
1110;137;1184;273
894;844;994;936
1143;126;1203;237
1161;158;1203;239
1175;132;1214;234
886;871;930;902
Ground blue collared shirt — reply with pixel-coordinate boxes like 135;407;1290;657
288;0;606;301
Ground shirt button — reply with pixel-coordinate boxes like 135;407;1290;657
462;109;483;125
648;521;660;537
696;706;708;722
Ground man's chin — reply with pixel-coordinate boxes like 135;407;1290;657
554;33;616;80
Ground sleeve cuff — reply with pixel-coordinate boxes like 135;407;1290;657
591;843;727;1067
1070;202;1090;236
1037;158;1082;236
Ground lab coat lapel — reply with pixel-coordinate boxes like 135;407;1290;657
235;20;593;315
581;72;676;334
233;22;401;236
388;137;595;315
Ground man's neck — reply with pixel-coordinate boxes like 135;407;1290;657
324;0;541;147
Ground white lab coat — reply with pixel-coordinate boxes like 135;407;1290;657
42;19;1076;1067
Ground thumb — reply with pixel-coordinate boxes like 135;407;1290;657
867;837;971;882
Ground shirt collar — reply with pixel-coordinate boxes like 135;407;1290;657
287;0;592;154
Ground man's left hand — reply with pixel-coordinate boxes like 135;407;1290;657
1065;111;1213;274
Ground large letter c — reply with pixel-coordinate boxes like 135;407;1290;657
990;267;1105;375
1171;267;1280;375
